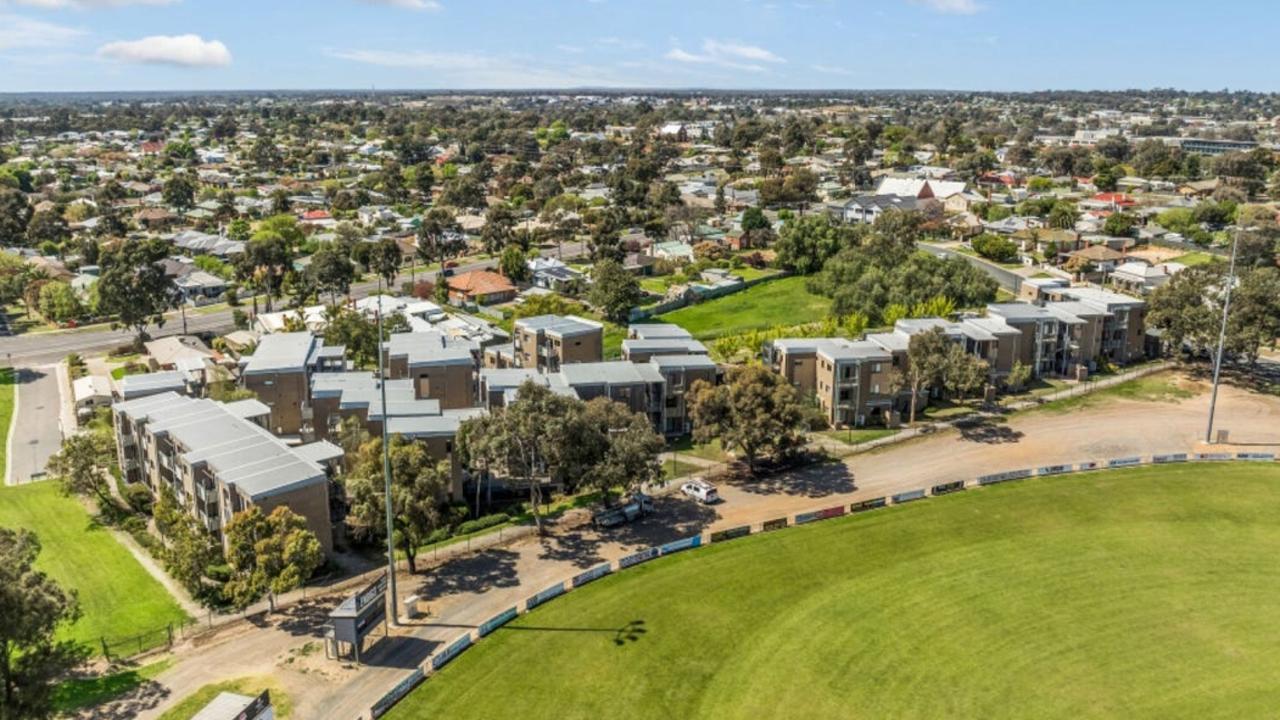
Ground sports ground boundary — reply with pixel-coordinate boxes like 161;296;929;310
363;447;1279;719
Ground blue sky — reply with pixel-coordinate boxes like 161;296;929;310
0;0;1276;93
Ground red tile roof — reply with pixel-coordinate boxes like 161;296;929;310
447;270;515;296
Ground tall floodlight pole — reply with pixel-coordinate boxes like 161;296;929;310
1205;227;1243;444
376;275;400;625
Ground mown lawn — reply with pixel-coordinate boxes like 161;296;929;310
1170;251;1221;267
388;462;1280;720
53;658;173;715
820;427;900;446
655;276;831;339
0;482;189;653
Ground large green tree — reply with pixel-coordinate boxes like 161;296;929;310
223;506;324;612
345;435;452;574
587;258;642;324
687;365;807;474
0;189;32;247
0;528;85;720
95;238;175;343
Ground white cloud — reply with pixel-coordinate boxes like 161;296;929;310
910;0;982;14
9;0;177;7
556;44;584;54
664;38;785;73
361;0;441;10
0;13;84;49
98;34;231;66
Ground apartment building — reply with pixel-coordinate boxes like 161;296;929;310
478;354;715;436
240;332;346;436
113;392;339;554
383;331;479;410
510;315;604;371
621;337;708;363
306;371;479;496
764;338;896;428
1042;286;1148;367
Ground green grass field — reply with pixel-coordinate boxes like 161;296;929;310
0;482;189;653
1170;251;1221;267
156;676;292;720
1030;371;1201;415
656;276;831;339
388;462;1280;720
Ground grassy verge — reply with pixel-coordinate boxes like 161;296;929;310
157;676;292;720
387;462;1280;720
0;367;13;479
820;428;900;446
52;658;173;715
1027;371;1201;415
667;437;730;463
0;482;189;654
662;459;701;480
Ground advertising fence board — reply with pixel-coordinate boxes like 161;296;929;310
761;517;789;532
851;497;887;513
1194;453;1232;461
525;582;566;611
1037;464;1072;476
931;480;966;496
1077;461;1100;471
795;505;847;525
659;535;702;556
478;607;518;638
618;547;660;569
371;669;425;719
1237;452;1276;461
892;489;926;504
710;525;751;543
572;564;612;589
1108;456;1143;468
431;635;473;672
1152;453;1188;464
977;469;1032;485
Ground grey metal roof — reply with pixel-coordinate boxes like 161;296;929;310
116;393;328;501
649;354;717;370
986;303;1056;322
241;332;318;375
622;338;708;355
514;314;602;339
385;331;476;368
116;371;187;399
816;339;892;363
559;361;664;387
387;408;485;438
628;323;693;340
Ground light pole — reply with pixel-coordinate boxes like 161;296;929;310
375;276;400;625
1205;226;1248;444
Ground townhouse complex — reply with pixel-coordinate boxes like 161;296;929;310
766;288;1149;429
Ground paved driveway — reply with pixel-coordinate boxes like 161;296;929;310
7;365;65;485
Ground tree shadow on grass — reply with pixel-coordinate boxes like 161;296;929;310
65;677;170;720
498;619;648;647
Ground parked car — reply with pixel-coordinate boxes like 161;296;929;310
592;492;655;529
681;479;720;504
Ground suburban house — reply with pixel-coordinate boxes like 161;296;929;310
446;270;517;305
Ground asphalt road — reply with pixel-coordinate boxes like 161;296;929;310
6;365;65;485
0;242;587;366
922;242;1025;293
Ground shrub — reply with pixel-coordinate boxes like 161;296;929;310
971;233;1019;263
123;484;153;514
455;513;510;536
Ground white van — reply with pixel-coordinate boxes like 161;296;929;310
681;478;720;504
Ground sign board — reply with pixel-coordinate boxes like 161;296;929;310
931;480;965;496
618;546;660;569
892;489;926;504
478;607;518;638
370;670;424;719
355;574;388;613
526;582;566;611
761;517;789;532
431;635;473;671
1038;464;1072;476
978;469;1032;485
1077;461;1100;471
1194;453;1231;461
710;525;751;543
573;564;612;588
1152;453;1188;464
330;573;389;657
1238;452;1276;461
659;535;702;556
850;497;887;513
1108;456;1142;468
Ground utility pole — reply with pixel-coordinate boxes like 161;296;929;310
376;275;400;625
1205;226;1244;444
